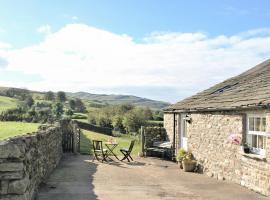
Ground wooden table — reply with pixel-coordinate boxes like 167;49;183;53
105;142;119;160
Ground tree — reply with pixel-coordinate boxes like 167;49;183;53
153;110;164;121
119;103;134;114
56;91;66;102
44;91;55;101
5;88;30;100
53;102;64;118
112;115;125;132
143;107;153;120
97;112;112;128
123;108;147;133
65;109;74;116
25;96;34;107
69;99;76;110
74;98;86;112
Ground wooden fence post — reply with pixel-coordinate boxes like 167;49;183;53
141;126;145;157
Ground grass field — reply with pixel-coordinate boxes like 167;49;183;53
0;96;19;113
0;121;40;140
80;129;141;156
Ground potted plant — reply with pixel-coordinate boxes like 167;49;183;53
242;142;250;154
176;148;187;169
182;151;196;172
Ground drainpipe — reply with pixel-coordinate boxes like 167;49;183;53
172;113;176;161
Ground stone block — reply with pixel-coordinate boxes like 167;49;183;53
0;162;24;172
8;176;30;194
0;171;24;180
0;194;27;200
0;180;9;194
0;141;25;159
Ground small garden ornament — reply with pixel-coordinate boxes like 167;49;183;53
227;134;241;145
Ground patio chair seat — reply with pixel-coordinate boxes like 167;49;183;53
95;149;108;152
120;140;135;162
120;148;129;151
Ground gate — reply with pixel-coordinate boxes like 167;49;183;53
61;120;81;153
62;129;74;152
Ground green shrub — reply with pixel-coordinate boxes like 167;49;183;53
176;148;187;162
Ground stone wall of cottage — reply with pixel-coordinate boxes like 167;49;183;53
0;124;63;200
188;112;270;196
164;111;270;196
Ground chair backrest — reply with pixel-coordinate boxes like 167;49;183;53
92;140;103;151
128;140;136;152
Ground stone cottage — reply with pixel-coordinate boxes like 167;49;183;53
164;59;270;196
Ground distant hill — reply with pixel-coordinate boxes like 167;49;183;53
68;92;170;109
0;86;170;110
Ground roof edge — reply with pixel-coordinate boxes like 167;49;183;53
163;104;270;113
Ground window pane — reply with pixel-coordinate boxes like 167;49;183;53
252;135;257;148
255;117;261;131
261;118;266;132
258;135;264;149
183;121;187;137
249;117;254;131
246;134;252;146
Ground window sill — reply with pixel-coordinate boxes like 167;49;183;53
239;151;266;161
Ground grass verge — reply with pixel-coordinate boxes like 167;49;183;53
0;121;40;140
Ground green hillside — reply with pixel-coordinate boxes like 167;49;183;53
0;96;19;113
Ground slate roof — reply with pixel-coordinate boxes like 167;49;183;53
165;59;270;112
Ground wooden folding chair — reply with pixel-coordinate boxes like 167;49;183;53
92;140;108;162
120;140;135;162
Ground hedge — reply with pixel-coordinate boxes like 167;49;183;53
74;120;112;136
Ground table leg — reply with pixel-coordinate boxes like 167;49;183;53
105;144;119;160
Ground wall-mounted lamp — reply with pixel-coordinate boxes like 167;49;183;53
184;114;192;124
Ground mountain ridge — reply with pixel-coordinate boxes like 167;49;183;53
68;91;170;109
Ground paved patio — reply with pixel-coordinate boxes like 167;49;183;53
37;154;267;200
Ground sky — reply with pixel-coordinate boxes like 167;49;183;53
1;0;270;103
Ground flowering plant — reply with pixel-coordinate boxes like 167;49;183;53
228;134;241;145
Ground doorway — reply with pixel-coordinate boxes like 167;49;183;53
180;114;188;150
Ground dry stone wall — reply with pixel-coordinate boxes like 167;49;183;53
163;113;174;143
143;126;167;147
0;124;63;200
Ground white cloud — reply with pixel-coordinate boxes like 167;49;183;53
2;23;270;102
71;16;79;21
37;25;51;35
0;42;12;49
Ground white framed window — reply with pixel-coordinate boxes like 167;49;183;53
246;114;267;155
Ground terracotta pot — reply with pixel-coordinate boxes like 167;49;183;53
182;160;196;172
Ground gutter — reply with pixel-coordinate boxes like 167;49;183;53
172;113;176;160
163;105;269;114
